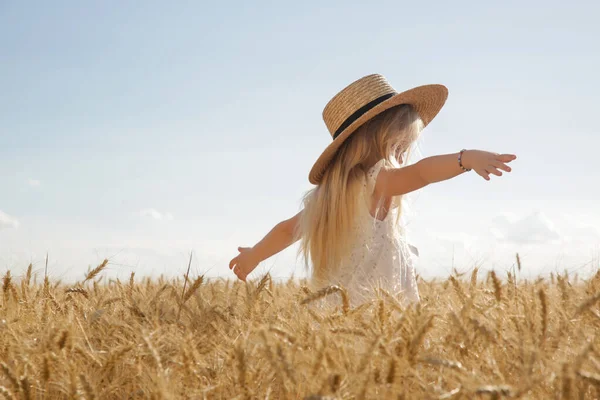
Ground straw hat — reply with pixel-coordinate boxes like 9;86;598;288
309;74;448;185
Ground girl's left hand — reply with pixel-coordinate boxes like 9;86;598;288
462;150;517;181
229;247;259;282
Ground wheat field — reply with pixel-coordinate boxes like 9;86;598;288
1;259;600;399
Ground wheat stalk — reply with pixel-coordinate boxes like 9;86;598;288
65;287;89;298
235;340;251;400
42;356;51;384
419;356;465;371
57;330;69;350
449;275;468;303
183;276;204;303
574;291;600;316
0;363;19;393
25;264;32;287
490;270;502;302
470;267;479;291
408;316;435;363
578;370;600;388
276;343;296;385
18;376;31;400
79;374;96;400
330;328;367;337
562;363;574;400
0;257;600;398
475;385;513;397
269;326;296;344
128;272;135;298
2;271;12;302
538;288;548;345
301;285;349;314
83;259;108;284
143;333;163;372
177;251;194;321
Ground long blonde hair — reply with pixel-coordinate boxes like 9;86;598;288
298;104;423;285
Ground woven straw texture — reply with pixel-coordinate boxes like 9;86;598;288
309;74;448;185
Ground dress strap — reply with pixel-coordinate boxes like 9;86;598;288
365;159;386;195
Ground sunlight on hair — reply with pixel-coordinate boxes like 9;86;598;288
298;104;423;286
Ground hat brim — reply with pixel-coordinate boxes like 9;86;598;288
309;84;448;185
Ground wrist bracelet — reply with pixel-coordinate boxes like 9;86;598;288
458;149;471;172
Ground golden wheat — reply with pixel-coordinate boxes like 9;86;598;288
0;265;599;398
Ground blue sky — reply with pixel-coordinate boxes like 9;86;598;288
1;0;599;282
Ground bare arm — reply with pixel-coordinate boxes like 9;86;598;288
247;211;302;264
375;150;517;197
229;211;302;281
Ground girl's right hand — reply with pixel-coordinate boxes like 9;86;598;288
462;150;517;181
229;247;259;282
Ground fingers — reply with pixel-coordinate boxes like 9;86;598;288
231;256;247;281
487;166;503;177
496;154;517;163
231;246;254;281
491;160;511;173
234;268;247;282
229;246;247;269
477;169;490;181
469;153;515;181
230;246;250;269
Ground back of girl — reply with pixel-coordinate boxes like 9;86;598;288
229;74;516;306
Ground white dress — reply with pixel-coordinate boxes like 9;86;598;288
327;159;420;307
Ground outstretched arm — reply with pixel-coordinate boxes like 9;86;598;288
375;150;517;197
229;211;302;282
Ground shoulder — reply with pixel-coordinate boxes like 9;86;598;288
366;159;389;185
373;162;427;198
365;159;387;194
367;159;387;177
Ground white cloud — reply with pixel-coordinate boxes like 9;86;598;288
552;214;600;244
0;211;19;230
491;211;561;245
138;208;174;221
27;179;41;187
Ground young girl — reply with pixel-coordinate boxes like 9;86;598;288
229;74;516;306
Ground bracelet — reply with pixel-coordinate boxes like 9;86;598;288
458;149;471;172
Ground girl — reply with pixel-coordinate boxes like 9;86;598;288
229;74;516;306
